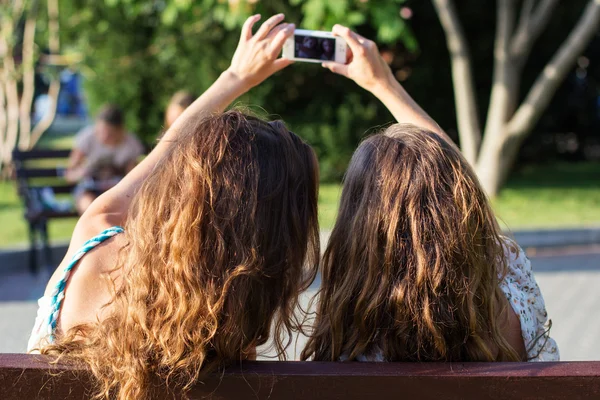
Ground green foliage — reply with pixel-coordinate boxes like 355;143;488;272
58;0;415;180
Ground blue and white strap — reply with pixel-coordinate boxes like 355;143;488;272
46;226;124;338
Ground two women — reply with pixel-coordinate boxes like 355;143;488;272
30;13;557;400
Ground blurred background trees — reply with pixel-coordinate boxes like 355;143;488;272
58;0;416;180
0;0;62;173
12;0;599;186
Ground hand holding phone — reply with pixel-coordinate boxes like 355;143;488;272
282;29;347;64
322;25;394;93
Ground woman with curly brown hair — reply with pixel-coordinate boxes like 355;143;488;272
28;14;320;399
302;25;558;363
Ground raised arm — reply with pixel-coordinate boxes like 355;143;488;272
81;14;295;229
322;25;452;144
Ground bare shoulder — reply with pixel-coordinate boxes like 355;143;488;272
44;213;127;333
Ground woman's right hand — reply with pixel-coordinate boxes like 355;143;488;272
322;25;394;93
323;25;449;142
227;13;295;90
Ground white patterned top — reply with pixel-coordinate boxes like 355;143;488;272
499;239;559;361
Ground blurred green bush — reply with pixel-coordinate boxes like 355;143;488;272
59;0;414;181
58;0;599;180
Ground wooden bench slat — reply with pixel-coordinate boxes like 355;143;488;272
1;354;600;400
36;211;79;219
23;184;76;194
47;185;76;194
25;210;79;222
13;149;72;160
16;167;66;178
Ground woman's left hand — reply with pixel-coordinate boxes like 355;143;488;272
227;14;295;89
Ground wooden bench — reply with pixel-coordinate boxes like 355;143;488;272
12;149;79;274
1;354;599;399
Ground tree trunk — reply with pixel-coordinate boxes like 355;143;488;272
431;0;482;166
476;130;525;196
475;0;520;197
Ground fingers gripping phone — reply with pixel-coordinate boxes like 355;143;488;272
282;29;347;63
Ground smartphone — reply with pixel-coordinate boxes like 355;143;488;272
282;29;347;64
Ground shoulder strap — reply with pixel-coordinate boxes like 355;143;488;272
46;226;124;338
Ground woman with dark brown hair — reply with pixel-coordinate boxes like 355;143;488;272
303;25;558;363
28;14;320;399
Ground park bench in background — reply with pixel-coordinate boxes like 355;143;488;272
1;354;599;399
12;148;78;274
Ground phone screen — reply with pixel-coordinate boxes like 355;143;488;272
294;35;336;61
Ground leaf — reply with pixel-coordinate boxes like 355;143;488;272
325;0;348;18
162;5;179;26
346;11;366;26
302;0;326;29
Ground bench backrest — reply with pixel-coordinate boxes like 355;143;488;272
12;149;78;221
1;354;599;399
12;148;74;193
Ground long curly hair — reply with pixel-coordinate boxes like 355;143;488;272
41;111;320;399
302;124;520;362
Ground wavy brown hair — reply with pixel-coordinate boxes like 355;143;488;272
42;111;320;399
302;124;520;363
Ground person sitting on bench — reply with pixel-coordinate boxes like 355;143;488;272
302;25;558;363
65;105;144;214
28;14;318;400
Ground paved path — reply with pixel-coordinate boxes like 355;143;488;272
1;246;599;361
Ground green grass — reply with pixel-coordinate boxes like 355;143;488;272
1;141;599;248
318;183;343;230
493;163;600;230
0;179;78;247
318;163;600;232
0;133;78;248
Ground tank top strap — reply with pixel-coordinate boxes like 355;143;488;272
46;226;124;338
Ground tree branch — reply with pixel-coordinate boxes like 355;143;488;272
510;0;560;60
514;0;535;42
0;22;20;167
0;72;6;172
47;0;60;53
496;0;516;64
431;0;482;165
11;0;26;23
29;79;60;146
506;0;600;139
19;0;40;150
29;0;61;149
480;0;517;143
